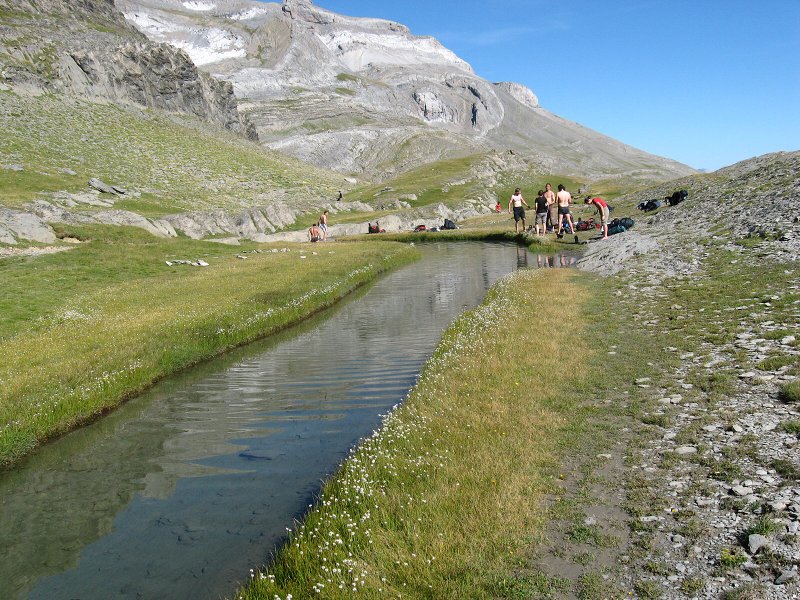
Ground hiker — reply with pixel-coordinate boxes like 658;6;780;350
584;196;610;239
495;200;502;213
508;187;529;233
308;222;321;242
534;189;549;236
556;184;577;238
544;182;557;233
319;209;329;240
337;190;343;201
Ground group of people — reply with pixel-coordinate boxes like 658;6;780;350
307;210;329;242
507;183;610;240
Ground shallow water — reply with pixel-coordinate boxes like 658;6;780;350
0;242;577;600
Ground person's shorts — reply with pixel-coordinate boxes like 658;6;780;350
513;206;525;221
600;206;610;226
558;206;571;216
535;212;547;225
320;223;327;233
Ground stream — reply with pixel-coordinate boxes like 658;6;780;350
0;242;577;600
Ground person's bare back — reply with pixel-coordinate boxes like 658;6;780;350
556;189;572;207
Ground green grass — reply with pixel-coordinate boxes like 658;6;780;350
757;354;797;371
0;92;339;212
0;226;417;467
778;380;800;403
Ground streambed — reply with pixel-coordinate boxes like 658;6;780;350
0;242;576;600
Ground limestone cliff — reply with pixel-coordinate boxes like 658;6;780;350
0;0;256;139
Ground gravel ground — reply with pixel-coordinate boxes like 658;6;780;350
579;151;800;598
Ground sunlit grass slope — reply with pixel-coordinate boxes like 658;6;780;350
0;91;341;213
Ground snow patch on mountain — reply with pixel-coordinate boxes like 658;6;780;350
183;1;216;11
320;30;472;73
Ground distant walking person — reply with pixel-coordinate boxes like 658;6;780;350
319;209;329;240
585;196;610;239
508;188;529;233
534;189;549;236
337;190;343;201
556;184;577;238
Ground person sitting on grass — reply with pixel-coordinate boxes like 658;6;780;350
308;222;321;242
584;196;610;240
508;187;529;233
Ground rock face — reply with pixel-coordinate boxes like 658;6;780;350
115;0;695;183
0;0;256;139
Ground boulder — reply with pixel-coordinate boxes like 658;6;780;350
0;208;57;244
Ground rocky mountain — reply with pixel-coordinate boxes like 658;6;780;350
0;0;256;138
114;0;696;182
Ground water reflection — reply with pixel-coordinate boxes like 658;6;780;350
0;243;577;600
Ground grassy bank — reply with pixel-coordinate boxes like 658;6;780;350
0;228;417;468
236;266;644;599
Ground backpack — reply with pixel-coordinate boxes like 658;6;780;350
666;189;688;206
368;223;379;234
607;224;626;236
442;218;457;230
414;224;427;232
619;217;635;229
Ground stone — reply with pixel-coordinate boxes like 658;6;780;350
747;534;768;554
775;569;796;585
88;178;121;195
674;446;698;456
732;485;754;497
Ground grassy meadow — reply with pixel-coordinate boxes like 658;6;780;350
0;91;342;212
0;224;417;467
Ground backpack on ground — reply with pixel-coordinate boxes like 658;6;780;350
414;224;427;232
368;222;380;234
619;217;635;229
442;218;457;230
666;189;688;206
607;223;626;236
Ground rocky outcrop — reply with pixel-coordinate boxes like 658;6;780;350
0;0;256;140
0;208;56;245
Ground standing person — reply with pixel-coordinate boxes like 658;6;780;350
585;196;610;239
337;191;343;201
508;188;529;233
319;209;329;240
556;184;577;238
544;182;557;233
534;189;549;236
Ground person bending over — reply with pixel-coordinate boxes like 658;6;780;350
585;196;610;239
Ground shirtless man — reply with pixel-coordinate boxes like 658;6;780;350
319;209;329;240
308;222;321;242
556;184;577;238
508;188;530;233
543;182;557;233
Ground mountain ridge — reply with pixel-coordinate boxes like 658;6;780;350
116;0;696;183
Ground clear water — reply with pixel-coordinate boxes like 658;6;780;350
0;243;577;600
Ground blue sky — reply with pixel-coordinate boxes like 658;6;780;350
311;0;799;171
